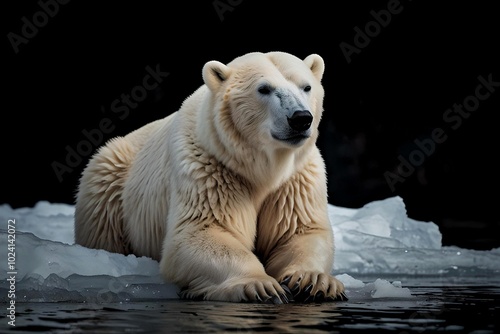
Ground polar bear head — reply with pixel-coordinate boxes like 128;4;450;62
202;52;325;151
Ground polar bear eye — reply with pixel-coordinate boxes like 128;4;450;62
303;85;312;92
258;85;273;95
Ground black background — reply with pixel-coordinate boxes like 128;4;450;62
3;1;499;250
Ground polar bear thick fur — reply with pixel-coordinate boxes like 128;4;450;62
74;51;346;303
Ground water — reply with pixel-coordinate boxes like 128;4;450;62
5;277;499;333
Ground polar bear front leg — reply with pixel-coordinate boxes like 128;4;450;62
159;224;290;304
257;160;347;302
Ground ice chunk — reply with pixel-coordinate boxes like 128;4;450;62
336;274;414;299
0;230;179;303
369;279;414;298
0;231;160;280
0;201;75;245
43;273;69;290
333;241;500;276
328;196;500;276
329;196;442;250
336;273;365;288
0;271;179;303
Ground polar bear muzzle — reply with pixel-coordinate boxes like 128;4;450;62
270;109;313;146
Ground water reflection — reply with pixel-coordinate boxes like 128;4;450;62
162;301;342;333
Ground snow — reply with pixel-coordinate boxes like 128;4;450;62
1;196;499;303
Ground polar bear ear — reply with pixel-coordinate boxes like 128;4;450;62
203;61;232;91
304;54;325;81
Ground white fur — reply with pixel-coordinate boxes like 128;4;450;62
75;51;345;302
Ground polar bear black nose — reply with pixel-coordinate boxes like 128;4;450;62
287;110;313;132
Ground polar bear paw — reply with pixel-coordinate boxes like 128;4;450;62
179;275;293;304
240;277;292;304
279;271;348;303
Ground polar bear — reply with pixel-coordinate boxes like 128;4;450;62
74;51;346;303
